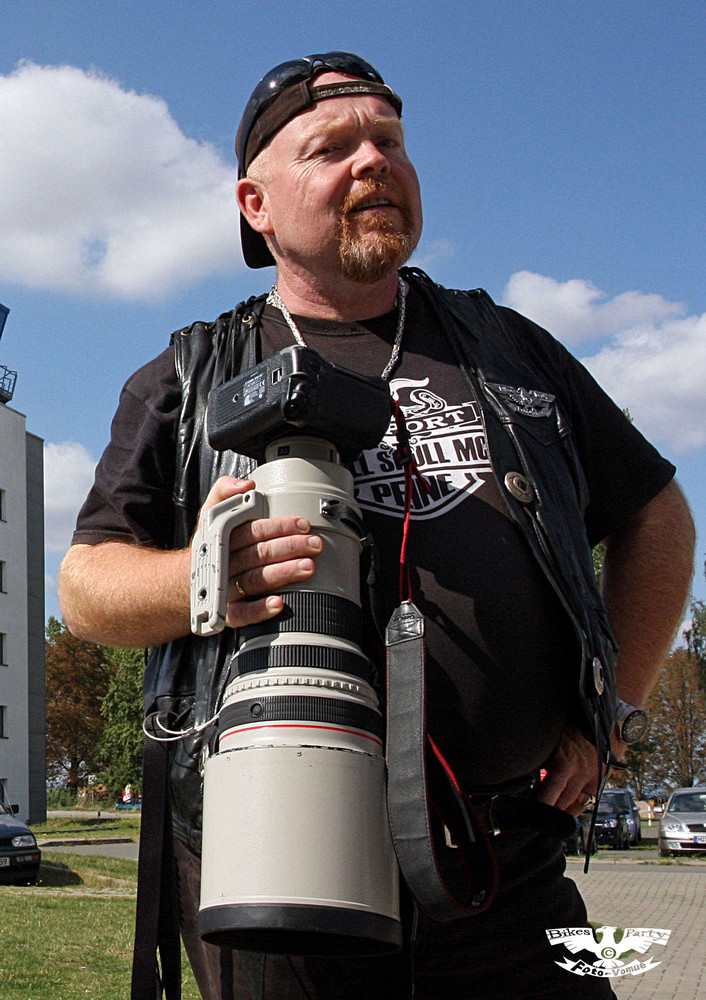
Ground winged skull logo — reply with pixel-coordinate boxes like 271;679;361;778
486;382;555;418
546;925;671;978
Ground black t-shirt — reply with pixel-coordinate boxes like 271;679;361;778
73;285;675;788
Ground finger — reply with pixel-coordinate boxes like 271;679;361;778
227;556;318;604
229;529;323;577
228;514;316;554
225;594;287;630
199;476;256;521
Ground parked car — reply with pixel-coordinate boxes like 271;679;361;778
0;801;41;884
658;786;706;857
562;811;597;856
602;788;641;845
593;798;630;849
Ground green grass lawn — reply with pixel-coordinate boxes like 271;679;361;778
0;851;201;999
34;812;142;842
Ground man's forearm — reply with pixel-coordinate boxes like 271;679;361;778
601;479;695;707
58;541;192;648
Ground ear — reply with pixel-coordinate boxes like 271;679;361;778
237;177;273;236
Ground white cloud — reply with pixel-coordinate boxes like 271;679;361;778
502;271;683;345
501;271;706;454
410;238;456;270
43;441;96;552
0;62;242;301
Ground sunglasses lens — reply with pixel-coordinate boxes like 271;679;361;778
238;52;387;170
251;52;383;108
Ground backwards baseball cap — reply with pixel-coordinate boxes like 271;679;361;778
236;52;403;268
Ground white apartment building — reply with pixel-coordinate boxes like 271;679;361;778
0;363;46;824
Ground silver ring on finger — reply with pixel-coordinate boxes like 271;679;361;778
233;577;247;601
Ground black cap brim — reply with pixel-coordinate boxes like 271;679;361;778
240;213;275;269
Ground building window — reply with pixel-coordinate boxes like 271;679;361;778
0;633;5;665
0;488;5;520
0;707;6;739
0;560;5;592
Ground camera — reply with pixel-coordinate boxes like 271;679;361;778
191;347;402;955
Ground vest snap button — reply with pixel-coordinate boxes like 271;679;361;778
592;657;605;694
504;471;534;503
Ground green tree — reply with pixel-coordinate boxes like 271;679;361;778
96;647;146;797
646;647;706;789
683;598;706;689
45;617;112;790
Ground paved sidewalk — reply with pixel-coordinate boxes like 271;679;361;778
566;856;706;999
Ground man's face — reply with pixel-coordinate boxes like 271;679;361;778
244;73;423;284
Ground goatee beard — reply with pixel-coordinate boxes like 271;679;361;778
338;180;419;284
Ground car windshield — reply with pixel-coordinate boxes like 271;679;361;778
597;801;616;815
669;793;706;814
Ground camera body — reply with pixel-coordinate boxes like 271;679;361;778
207;345;392;463
191;348;402;955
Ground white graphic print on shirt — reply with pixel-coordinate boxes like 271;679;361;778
350;377;493;520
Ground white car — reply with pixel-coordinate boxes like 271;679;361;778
658;786;706;857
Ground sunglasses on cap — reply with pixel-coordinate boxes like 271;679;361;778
236;51;403;268
236;51;402;176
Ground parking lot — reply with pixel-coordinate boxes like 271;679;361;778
565;833;706;999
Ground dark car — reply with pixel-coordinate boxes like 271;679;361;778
593;798;630;850
0;801;41;884
602;788;641;845
562;811;597;856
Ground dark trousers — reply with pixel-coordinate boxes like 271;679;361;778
174;819;616;1000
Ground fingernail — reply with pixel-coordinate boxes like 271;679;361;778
296;518;310;531
297;559;315;573
266;596;283;612
307;535;323;551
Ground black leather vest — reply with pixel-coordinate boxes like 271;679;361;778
145;270;617;847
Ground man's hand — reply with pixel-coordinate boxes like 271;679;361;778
59;475;324;647
536;727;601;817
200;476;323;629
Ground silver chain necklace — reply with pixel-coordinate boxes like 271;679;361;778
266;274;406;381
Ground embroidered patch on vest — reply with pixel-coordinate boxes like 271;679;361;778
486;383;555;418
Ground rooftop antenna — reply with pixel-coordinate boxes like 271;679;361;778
0;303;17;404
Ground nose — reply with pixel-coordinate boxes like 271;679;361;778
351;140;391;178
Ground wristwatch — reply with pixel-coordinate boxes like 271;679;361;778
614;699;649;744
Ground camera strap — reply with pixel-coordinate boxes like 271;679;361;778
385;600;498;921
384;402;498;921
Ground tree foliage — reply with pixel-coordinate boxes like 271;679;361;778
645;647;706;789
96;647;146;795
45;617;112;790
45;618;146;795
683;598;706;689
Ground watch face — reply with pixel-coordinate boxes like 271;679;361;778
622;710;649;744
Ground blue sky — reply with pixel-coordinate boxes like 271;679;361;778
1;1;704;621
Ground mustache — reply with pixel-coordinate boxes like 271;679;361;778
341;178;395;216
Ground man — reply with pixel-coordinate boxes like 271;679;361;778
59;53;694;1000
